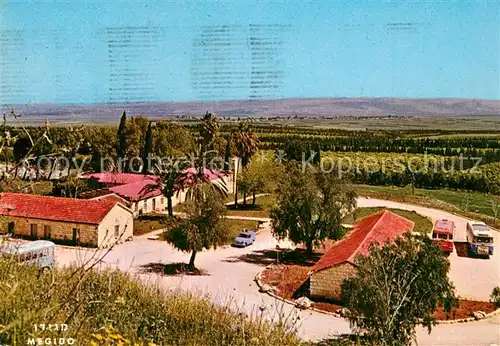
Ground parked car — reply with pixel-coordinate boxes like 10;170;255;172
233;230;256;247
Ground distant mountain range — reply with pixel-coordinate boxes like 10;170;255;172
2;98;499;123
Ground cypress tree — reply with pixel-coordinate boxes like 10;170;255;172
142;121;153;174
117;111;127;170
224;137;231;172
315;142;321;164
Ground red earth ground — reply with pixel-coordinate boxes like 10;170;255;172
260;261;496;320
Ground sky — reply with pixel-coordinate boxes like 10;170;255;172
1;0;499;104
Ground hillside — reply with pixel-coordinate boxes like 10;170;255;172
2;98;499;124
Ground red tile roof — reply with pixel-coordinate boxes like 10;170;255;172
82;172;156;185
89;193;131;207
0;192;129;225
82;171;230;201
312;210;415;273
109;180;163;201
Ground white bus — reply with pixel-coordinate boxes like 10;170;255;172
0;240;56;268
466;221;494;256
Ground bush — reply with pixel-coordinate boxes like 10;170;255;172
491;287;500;307
0;259;301;346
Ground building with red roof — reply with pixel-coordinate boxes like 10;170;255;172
81;170;233;217
309;210;415;300
0;192;133;248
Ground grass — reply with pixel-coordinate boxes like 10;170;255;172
355;184;500;230
0;259;301;346
342;207;433;235
133;213;178;236
227;194;276;218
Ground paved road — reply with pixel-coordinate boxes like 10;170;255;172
55;198;500;345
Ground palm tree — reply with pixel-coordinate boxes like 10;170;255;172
200;112;220;152
231;121;259;205
181;150;229;202
141;163;189;217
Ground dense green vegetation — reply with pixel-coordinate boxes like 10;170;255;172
0;260;301;346
341;233;456;346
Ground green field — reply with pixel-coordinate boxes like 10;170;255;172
355;185;499;218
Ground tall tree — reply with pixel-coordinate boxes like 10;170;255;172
182;149;229;201
313;142;321;164
124;116;148;172
141;164;188;217
141;121;153;174
231;121;259;205
200;112;220;152
224;136;232;172
341;233;457;346
152;120;194;157
116;111;127;169
270;166;357;255
166;184;228;270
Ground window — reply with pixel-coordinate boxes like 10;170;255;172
432;233;437;239
44;225;51;239
30;224;38;238
449;234;453;240
161;198;164;204
143;200;147;211
437;234;448;240
114;225;120;239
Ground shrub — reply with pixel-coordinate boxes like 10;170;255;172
491;287;500;307
0;259;301;346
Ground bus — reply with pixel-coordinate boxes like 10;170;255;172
0;240;56;269
431;219;455;254
466;221;494;256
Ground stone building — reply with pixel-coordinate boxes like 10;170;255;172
82;169;233;217
0;192;133;248
309;210;415;301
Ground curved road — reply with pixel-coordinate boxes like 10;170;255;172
55;198;500;345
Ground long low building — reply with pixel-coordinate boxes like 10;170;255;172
0;192;133;248
82;169;234;217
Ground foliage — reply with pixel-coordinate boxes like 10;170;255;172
341;233;457;346
270;165;357;254
152;120;194;157
141;166;188;217
141;121;153;173
231;121;259;168
200;112;222;153
52;172;86;198
231;121;259;205
236;158;278;205
166;184;228;269
0;260;301;346
124;116;149;172
116;111;127;161
281;139;309;162
491;287;500;308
